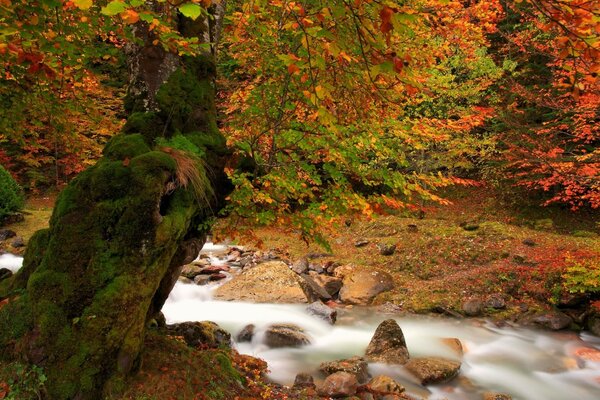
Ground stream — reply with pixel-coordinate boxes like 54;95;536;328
2;248;600;399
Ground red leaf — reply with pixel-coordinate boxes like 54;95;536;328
380;6;394;35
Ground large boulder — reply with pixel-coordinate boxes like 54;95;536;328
166;321;232;349
524;311;573;330
264;324;311;348
587;314;600;337
319;356;369;383
339;268;394;305
299;274;332;302
317;372;358;398
311;273;343;297
365;319;410;364
214;261;307;303
404;357;461;385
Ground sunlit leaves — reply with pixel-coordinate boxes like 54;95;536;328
179;3;202;20
101;1;126;16
73;0;93;10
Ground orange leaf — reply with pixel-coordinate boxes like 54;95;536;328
379;6;394;35
121;9;140;24
287;64;300;74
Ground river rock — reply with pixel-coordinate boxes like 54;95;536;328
526;311;573;330
587;314;600;336
166;321;231;349
404;357;461;385
365;319;409;364
299;274;332;302
292;258;309;274
0;268;12;282
339;268;394;305
181;264;203;279
0;229;16;241
307;301;337;324
310;273;343;297
368;375;405;395
200;265;229;274
264;324;310;348
319;356;369;383
193;275;211;285
293;372;316;389
214;261;307;303
462;299;484;316
178;276;193;284
483;393;513;400
236;324;255;342
317;372;358;398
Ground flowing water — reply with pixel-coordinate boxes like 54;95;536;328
3;249;600;399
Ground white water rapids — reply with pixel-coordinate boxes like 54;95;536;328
2;248;600;399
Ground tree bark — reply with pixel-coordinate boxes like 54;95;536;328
0;10;229;400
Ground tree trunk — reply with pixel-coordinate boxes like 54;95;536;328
0;9;229;400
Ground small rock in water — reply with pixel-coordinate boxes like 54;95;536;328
354;239;369;247
291;258;309;274
440;338;464;357
236;324;255;343
367;375;405;395
365;319;410;364
178;276;193;284
200;265;229;274
0;229;16;241
193;275;211;285
404;357;461;385
317;372;358;398
293;372;315;389
462;299;484;316
319;356;369;383
307;301;337;324
264;324;311;348
0;268;13;282
377;243;397;256
209;272;227;281
181;264;203;279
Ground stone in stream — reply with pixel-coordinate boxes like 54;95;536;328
367;375;405;396
236;324;255;343
208;272;227;281
264;324;311;348
193;275;211;285
525;310;573;330
440;338;464;357
339;268;394;305
293;372;316;389
317;371;358;398
365;319;410;364
587;314;600;337
299;274;332;302
214;261;308;303
199;265;230;274
180;264;203;279
319;356;369;383
306;301;337;324
166;321;232;349
310;273;343;297
404;357;461;385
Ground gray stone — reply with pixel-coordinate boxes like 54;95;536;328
319;356;369;383
291;258;309;274
307;301;337;324
193;275;211;285
528;311;573;330
264;324;310;348
317;372;358;398
404;357;461;385
365;319;409;364
236;324;255;342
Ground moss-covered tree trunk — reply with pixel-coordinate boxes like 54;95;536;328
0;8;229;400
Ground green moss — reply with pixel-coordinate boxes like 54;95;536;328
103;134;151;161
123;114;166;145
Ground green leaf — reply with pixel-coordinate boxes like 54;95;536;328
179;3;202;20
73;0;93;10
101;1;127;16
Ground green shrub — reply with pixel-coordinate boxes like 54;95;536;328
0;165;24;222
563;257;600;294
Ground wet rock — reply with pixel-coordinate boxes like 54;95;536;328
485;295;506;310
339;268;394;305
209;272;227;281
483;393;513;400
291;258;308;275
354;240;369;247
365;319;409;364
441;338;464;357
193;275;211;285
200;265;229;274
311;274;343;297
214;261;307;303
181;264;203;279
586;314;600;336
10;236;25;248
307;301;337;324
404;357;461;385
0;229;16;241
293;372;315;389
319;356;369;383
0;268;13;282
317;372;358;398
367;375;405;395
526;311;573;330
264;324;310;348
462;299;484;316
167;321;232;349
236;324;255;343
178;276;193;284
299;274;332;302
377;243;397;256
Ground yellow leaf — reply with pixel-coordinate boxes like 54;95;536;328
73;0;93;10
